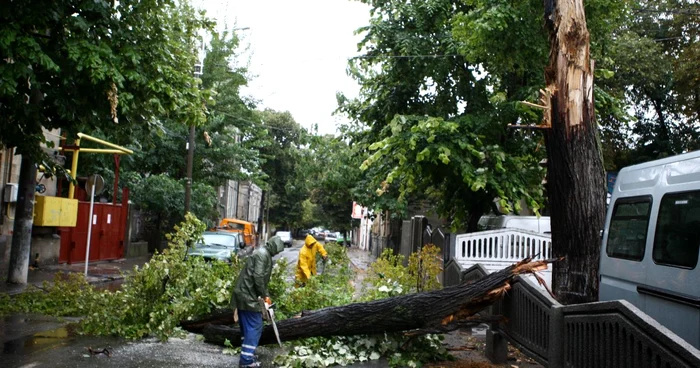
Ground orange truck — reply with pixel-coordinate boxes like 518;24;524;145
216;218;257;247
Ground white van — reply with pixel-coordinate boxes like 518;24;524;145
599;150;700;349
478;215;551;234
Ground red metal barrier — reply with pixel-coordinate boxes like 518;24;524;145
58;187;129;264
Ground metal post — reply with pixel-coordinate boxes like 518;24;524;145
184;124;195;213
84;182;96;276
68;138;80;199
113;154;120;205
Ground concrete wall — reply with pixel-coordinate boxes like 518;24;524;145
29;228;61;266
218;180;262;230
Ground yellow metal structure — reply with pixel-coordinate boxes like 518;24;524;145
33;196;79;227
61;133;133;199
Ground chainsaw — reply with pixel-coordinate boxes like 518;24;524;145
261;299;282;347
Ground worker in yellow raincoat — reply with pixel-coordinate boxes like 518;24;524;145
295;234;329;286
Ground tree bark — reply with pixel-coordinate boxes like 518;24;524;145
7;86;43;284
543;0;606;304
190;259;550;346
7;154;38;284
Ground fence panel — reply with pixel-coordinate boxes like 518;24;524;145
454;229;553;286
485;276;700;367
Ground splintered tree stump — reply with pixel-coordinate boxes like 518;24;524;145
193;259;549;346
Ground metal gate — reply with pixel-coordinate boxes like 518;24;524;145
58;189;129;264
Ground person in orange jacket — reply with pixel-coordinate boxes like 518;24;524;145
295;234;329;285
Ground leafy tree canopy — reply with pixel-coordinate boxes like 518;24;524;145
0;0;212;162
258;109;311;229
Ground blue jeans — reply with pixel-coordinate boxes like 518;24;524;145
239;309;263;365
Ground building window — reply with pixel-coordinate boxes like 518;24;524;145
653;191;700;269
606;196;652;261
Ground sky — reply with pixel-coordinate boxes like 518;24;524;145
193;0;371;135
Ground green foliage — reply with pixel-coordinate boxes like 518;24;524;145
362;245;443;301
258;109;313;229
341;0;546;228
273;333;451;368
360;114;544;228
274;245;450;368
277;243;354;318
407;244;443;293
309;136;363;232
0;0;210;161
0;214;242;340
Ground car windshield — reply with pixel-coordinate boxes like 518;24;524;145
201;234;238;248
276;231;291;238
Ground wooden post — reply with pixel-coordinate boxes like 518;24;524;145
543;0;606;304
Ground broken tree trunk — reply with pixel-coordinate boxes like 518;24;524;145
195;259;550;346
542;0;606;304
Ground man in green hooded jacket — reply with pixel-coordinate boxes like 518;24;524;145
231;236;284;368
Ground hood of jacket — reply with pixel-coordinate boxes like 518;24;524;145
266;236;284;256
305;234;318;248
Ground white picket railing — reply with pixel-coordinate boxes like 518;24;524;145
454;229;553;286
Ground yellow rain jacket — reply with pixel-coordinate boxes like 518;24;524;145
295;235;328;284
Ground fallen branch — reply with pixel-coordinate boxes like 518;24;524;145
194;258;551;346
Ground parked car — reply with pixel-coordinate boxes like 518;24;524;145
313;229;326;240
477;215;551;234
187;231;244;262
336;232;347;246
325;231;337;242
275;231;293;247
297;229;310;238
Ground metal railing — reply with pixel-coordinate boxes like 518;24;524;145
452;229;553;286
445;264;700;368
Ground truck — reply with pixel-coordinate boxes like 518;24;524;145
216;218;257;248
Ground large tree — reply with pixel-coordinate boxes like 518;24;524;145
541;0;606;304
75;29;265;238
258;109;310;230
0;0;210;283
310;134;363;233
340;0;547;230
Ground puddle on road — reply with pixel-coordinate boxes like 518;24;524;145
3;325;77;355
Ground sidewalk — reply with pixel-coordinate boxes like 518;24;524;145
0;255;151;295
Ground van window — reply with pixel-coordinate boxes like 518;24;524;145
606;197;652;261
652;191;700;269
224;223;245;231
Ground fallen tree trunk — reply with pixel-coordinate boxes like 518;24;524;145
196;258;550;346
180;308;234;333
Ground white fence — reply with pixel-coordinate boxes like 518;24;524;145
453;229;553;286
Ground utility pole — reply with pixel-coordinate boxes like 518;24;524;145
542;0;606;304
184;124;195;214
185;55;205;215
